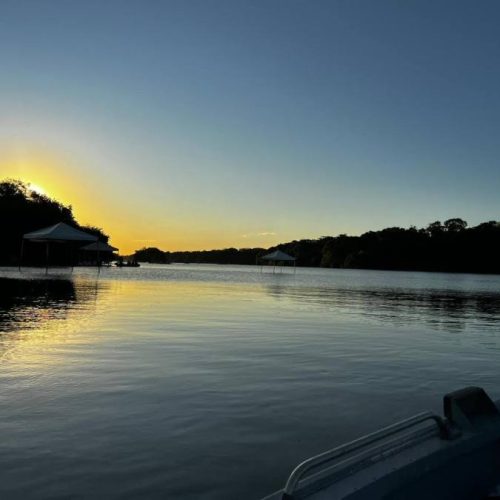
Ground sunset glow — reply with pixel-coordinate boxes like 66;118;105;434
2;4;500;500
28;183;46;196
2;2;500;255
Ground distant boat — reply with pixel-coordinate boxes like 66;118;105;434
263;386;500;500
114;261;140;268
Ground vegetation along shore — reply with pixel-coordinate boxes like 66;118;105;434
2;178;500;274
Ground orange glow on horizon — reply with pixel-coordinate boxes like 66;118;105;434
0;149;286;255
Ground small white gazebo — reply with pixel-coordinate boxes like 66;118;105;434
81;241;118;267
81;241;118;253
20;222;98;272
260;249;296;273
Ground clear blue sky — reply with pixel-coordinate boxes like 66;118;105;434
1;0;500;251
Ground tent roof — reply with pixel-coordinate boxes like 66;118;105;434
23;222;98;242
81;241;118;252
261;249;296;261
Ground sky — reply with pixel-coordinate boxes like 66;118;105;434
1;0;500;253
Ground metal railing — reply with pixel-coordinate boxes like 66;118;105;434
282;411;449;499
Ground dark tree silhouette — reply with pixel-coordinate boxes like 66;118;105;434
132;220;500;274
4;178;500;274
0;179;109;265
444;218;467;232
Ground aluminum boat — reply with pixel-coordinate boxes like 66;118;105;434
263;387;500;500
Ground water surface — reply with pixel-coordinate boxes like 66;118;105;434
1;264;500;499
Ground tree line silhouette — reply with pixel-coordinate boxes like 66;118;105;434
135;218;500;274
3;178;500;273
0;179;108;265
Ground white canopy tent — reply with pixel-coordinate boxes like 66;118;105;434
81;241;118;267
21;222;98;272
261;250;296;262
260;249;296;273
81;241;118;252
23;222;98;242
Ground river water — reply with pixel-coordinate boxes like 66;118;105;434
1;264;500;499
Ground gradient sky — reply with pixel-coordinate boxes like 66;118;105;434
1;0;500;253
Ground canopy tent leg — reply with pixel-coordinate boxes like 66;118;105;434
18;239;24;271
45;242;49;275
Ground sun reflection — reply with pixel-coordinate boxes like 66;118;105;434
0;277;111;367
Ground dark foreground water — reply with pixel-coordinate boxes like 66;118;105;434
1;264;500;499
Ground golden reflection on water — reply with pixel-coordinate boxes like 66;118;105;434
0;278;112;367
0;277;260;368
3;269;500;371
2;268;500;500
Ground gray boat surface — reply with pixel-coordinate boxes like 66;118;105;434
263;387;500;500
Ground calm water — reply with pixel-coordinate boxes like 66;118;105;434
1;264;500;499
